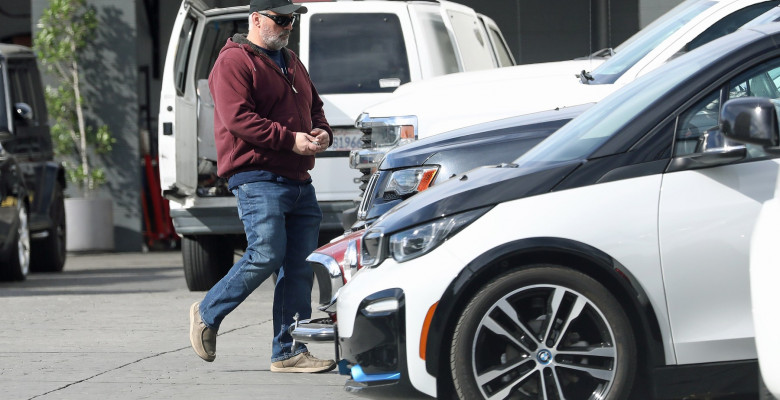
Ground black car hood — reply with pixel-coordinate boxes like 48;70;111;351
381;104;592;170
372;160;581;233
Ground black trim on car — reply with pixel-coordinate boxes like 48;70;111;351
423;237;666;383
652;359;759;399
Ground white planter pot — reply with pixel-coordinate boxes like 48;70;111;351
65;197;114;252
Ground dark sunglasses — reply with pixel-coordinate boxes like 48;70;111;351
258;12;297;27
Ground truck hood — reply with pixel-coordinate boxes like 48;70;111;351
363;59;616;137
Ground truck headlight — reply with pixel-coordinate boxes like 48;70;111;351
355;113;417;148
387;207;490;264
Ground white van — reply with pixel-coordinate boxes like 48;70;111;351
157;0;514;290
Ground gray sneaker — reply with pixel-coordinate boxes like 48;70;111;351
189;301;216;362
270;352;337;373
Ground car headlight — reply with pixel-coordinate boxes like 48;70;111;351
384;166;438;198
361;207;491;267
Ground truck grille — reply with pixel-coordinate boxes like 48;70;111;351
357;172;380;220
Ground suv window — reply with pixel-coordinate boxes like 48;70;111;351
174;15;197;95
309;13;410;94
675;57;780;157
446;10;494;71
7;59;46;126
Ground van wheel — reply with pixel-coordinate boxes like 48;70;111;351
182;235;233;291
1;204;30;281
450;265;636;400
31;182;66;272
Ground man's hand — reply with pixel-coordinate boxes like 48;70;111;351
310;128;330;151
292;132;320;155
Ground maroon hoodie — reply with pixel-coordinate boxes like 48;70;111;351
208;34;332;180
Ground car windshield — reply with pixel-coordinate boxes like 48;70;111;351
742;5;780;26
587;0;715;84
516;37;727;167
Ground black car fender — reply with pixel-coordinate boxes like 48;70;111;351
424;236;666;380
25;161;65;233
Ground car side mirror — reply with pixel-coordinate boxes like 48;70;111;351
721;96;780;154
14;102;33;121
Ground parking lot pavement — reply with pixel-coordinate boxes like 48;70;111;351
0;251;362;400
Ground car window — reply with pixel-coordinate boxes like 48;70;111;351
674;57;780;158
445;9;494;71
414;11;459;76
589;0;714;84
309;13;410;94
680;1;778;55
485;25;514;67
174;15;197;95
7;59;45;125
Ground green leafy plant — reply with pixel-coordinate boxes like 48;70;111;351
34;0;115;194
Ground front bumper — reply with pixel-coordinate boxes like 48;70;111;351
338;288;424;398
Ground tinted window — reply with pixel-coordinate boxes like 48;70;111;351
310;13;410;94
174;15;197;95
7;59;46;125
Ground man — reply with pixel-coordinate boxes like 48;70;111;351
188;0;336;373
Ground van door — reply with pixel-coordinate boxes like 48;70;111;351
438;0;496;71
159;1;203;200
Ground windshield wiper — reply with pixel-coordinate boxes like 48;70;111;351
578;70;594;84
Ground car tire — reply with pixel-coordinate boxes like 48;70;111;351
1;204;30;281
30;182;66;272
450;265;636;400
182;235;233;291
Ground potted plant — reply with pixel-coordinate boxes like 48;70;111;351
34;0;116;251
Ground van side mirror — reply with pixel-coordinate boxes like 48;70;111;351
14;102;33;121
721;97;780;154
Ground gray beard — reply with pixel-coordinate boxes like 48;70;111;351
261;29;289;50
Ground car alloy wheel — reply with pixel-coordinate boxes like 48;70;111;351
450;265;636;400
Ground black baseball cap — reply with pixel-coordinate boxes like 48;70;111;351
250;0;308;15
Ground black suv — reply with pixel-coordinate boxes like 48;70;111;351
0;44;66;280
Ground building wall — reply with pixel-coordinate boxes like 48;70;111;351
32;0;143;252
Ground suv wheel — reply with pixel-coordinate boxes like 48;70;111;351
182;235;233;291
1;204;30;281
450;265;636;400
31;182;66;272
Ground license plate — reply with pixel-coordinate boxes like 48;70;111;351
328;128;363;151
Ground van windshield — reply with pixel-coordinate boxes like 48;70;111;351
309;13;410;94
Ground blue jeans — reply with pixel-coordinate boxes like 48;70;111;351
199;174;321;362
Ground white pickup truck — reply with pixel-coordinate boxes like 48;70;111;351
157;0;515;290
348;0;780;228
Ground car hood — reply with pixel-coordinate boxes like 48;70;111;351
372;161;581;234
364;60;615;137
379;104;592;170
